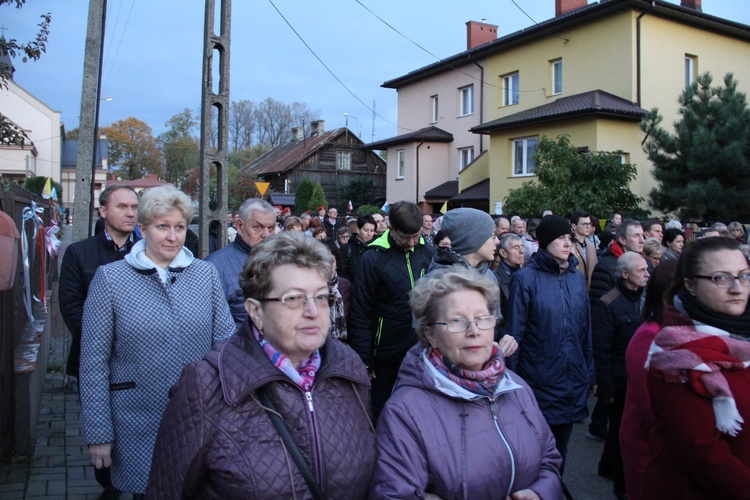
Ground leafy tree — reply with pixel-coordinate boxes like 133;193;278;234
228;166;261;211
503;134;643;218
0;1;51;86
641;72;750;222
158;109;199;186
66;127;79;139
307;183;328;213
354;204;384;216
1;1;51;142
294;179;314;214
103;117;163;180
338;178;374;211
228;145;268;171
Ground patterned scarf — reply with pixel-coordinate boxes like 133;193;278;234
252;325;320;391
426;345;506;397
647;311;750;436
328;275;347;341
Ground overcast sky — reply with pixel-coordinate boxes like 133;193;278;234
5;0;750;144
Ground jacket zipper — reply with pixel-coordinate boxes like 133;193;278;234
304;390;324;484
373;317;384;358
489;399;516;497
406;252;415;289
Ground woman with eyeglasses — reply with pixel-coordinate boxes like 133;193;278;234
642;237;750;499
369;265;563;499
147;231;375;498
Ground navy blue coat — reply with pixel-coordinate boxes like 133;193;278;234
204;236;253;326
507;249;594;425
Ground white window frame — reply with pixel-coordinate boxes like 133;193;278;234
430;95;439;123
685;55;696;89
459;147;475;171
459;85;474;117
512;136;538;177
552;59;563;95
336;151;351;171
396;149;405;179
502;72;519;106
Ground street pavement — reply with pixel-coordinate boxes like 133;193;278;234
0;224;618;499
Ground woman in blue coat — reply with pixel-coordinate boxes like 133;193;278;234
507;215;595;473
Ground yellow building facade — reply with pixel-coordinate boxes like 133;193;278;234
467;2;750;214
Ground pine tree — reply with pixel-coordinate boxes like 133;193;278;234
641;72;750;222
294;179;314;214
307;183;328;213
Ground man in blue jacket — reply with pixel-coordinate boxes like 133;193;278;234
507;214;596;474
205;198;276;326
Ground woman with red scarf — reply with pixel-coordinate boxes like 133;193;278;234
643;237;750;498
369;265;563;499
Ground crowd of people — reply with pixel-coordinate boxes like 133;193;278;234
58;186;750;499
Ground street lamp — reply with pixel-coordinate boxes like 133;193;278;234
344;113;360;137
100;96;113;101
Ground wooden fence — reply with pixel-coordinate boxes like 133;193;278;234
0;183;55;461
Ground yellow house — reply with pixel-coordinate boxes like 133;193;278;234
377;0;750;215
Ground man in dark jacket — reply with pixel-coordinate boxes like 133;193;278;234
58;183;140;498
507;215;595;474
322;207;341;242
592;252;649;499
205;198;275;326
493;231;524;338
349;201;435;420
589;220;645;303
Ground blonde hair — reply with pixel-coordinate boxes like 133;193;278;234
137;185;193;225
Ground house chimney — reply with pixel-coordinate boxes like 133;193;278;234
291;126;303;141
310;120;325;136
681;0;701;11
555;0;587;16
466;21;498;50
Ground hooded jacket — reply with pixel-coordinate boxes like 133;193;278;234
369;345;563;499
147;320;376;499
349;230;434;368
506;248;594;426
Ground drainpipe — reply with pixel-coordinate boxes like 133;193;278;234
416;141;424;205
474;62;485;153
636;1;656;107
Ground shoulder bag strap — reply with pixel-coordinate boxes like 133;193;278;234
256;386;327;500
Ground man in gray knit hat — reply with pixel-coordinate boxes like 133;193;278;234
427;207;518;356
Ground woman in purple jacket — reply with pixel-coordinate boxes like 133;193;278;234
369;265;563;499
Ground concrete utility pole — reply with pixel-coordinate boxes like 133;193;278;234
198;0;231;257
72;0;106;243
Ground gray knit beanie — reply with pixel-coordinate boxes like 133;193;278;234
441;208;495;256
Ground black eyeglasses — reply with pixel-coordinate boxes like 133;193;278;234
255;292;335;310
692;273;750;288
429;315;497;333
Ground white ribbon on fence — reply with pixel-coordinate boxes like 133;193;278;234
21;202;44;322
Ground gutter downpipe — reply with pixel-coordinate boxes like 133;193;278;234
416;141;424;206
637;1;656;107
474;61;485;153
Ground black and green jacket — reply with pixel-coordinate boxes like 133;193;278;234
348;230;435;368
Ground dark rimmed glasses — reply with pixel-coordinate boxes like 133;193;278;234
692;272;750;288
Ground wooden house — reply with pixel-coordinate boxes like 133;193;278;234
240;120;386;209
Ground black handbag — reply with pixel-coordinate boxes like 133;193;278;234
256;386;327;500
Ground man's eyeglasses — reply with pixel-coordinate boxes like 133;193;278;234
391;229;421;243
429;315;497;333
255;292;335;310
692;272;750;288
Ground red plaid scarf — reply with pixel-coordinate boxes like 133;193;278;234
647;319;750;436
